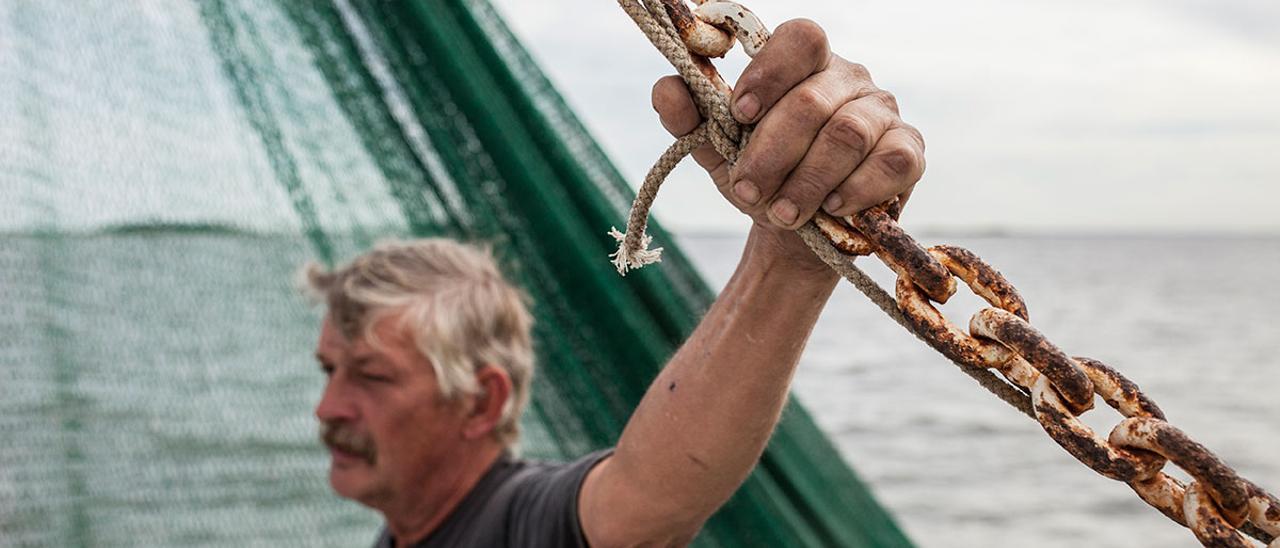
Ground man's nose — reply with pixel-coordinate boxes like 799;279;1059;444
315;379;356;423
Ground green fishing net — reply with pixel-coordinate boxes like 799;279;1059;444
0;1;911;546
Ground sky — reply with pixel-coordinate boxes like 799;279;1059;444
491;0;1280;234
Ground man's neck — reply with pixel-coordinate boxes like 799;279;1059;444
381;443;504;546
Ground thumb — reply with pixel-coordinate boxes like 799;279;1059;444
652;75;729;187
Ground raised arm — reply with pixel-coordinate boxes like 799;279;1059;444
579;20;926;546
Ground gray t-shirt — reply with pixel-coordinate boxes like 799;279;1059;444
373;449;612;548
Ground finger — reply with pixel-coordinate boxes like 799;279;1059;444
825;123;926;216
896;183;917;212
728;66;864;215
767;92;898;229
652;75;701;136
652;75;729;185
730;19;831;124
694;143;731;188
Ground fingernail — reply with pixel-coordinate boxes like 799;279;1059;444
822;194;843;214
733;181;759;204
735;93;760;122
770;199;798;226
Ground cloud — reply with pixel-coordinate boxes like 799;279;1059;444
492;0;1280;233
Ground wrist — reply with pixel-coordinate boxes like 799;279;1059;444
741;224;841;286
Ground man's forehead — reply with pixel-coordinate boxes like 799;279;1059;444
316;316;368;364
315;313;409;360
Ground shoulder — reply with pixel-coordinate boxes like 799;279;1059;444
372;450;614;548
500;449;613;547
506;449;613;489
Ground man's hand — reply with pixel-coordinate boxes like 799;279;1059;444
652;19;925;271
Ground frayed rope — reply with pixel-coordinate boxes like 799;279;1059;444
609;227;664;276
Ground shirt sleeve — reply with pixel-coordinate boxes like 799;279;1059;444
505;448;613;548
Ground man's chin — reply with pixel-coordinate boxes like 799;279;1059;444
330;467;373;498
328;452;377;499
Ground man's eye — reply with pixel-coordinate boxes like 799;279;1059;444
360;372;391;383
320;366;334;377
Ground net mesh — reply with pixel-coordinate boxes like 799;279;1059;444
0;0;911;546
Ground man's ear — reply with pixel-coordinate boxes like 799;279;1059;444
462;364;512;441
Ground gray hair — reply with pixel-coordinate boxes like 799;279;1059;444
302;238;534;449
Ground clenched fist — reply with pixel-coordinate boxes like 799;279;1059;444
652;19;925;274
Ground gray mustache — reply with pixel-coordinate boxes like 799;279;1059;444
319;421;377;463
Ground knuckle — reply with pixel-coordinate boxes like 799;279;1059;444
904;123;926;151
732;155;771;187
877;146;919;178
845;61;872;81
736;54;766;84
786;165;836;200
869;90;899;114
692;147;728;180
731;157;755;182
825;113;872;156
792;86;833;118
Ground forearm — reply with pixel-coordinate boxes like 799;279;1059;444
604;228;839;535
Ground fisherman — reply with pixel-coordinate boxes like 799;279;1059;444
307;19;925;547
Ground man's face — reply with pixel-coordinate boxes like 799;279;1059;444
313;314;470;507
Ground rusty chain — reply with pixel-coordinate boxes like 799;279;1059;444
823;206;1280;546
615;1;1280;545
